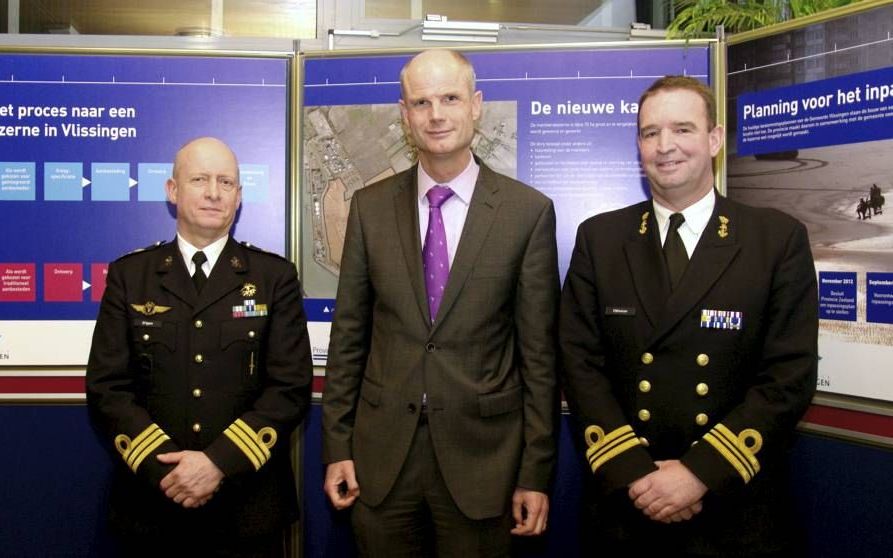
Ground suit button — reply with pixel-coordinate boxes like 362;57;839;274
637;409;651;422
194;354;204;363
142;333;150;341
192;388;202;398
407;403;417;414
194;320;203;329
638;380;651;393
695;413;709;426
425;343;436;353
638;437;649;447
696;383;709;396
696;353;709;367
192;423;202;433
248;330;256;339
641;352;654;365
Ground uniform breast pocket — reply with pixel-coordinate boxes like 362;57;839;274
131;322;177;393
219;318;268;391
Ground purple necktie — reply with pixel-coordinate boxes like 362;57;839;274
423;185;454;322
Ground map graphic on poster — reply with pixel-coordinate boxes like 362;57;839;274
300;46;712;364
0;53;289;366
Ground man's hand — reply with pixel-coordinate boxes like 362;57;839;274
661;501;704;523
157;450;224;509
628;460;707;522
510;488;549;536
324;460;360;510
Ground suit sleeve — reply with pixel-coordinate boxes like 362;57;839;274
320;194;372;464
513;200;560;492
559;225;657;492
682;221;818;493
203;261;313;477
86;260;181;488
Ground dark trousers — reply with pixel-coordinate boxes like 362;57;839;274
583;490;805;558
118;530;284;558
351;418;513;558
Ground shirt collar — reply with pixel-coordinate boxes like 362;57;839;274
176;233;229;273
652;188;716;237
417;156;479;206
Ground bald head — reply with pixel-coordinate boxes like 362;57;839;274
400;49;476;100
166;136;242;247
397;49;483;182
172;137;240;184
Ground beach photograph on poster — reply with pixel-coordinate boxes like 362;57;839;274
726;6;893;401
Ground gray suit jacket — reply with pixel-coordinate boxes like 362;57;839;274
322;161;559;519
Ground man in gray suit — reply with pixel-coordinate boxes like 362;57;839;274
322;49;559;557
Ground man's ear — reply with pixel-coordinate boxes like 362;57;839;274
709;124;724;158
165;178;178;204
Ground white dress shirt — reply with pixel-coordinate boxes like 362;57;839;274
652;189;716;258
176;233;228;278
416;157;480;268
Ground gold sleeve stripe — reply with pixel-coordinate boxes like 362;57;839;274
713;424;760;476
130;423;161;449
224;429;262;470
128;431;170;473
115;423;171;474
223;419;275;471
232;419;273;460
702;423;762;484
225;425;265;464
584;425;642;474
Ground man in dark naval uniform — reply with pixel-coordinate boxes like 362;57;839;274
560;77;818;557
86;137;312;557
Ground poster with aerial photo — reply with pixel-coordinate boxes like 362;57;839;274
727;6;893;402
300;45;712;365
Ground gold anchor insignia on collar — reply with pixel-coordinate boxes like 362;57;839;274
240;283;257;297
639;211;649;235
717;215;729;239
230;256;243;269
131;301;172;316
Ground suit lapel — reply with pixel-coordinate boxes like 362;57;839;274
192;237;249;316
431;165;501;333
648;195;740;344
394;168;432;325
158;240;197;307
623;203;668;328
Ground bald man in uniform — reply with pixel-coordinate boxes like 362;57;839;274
87;137;312;557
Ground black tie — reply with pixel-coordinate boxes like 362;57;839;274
192;251;208;293
664;213;688;291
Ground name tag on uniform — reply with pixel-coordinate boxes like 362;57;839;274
700;309;743;330
605;306;636;316
132;319;161;328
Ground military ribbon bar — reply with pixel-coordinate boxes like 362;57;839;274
700;309;743;330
